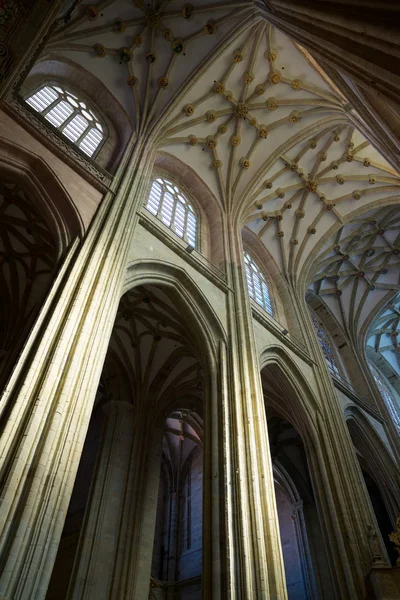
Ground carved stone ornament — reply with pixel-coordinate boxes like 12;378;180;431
184;104;195;116
367;525;385;564
10;99;109;186
206;110;216;123
270;71;280;85
258;127;268;139
266;97;278;110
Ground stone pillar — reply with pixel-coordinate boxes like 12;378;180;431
295;293;392;596
167;491;180;591
291;500;317;599
223;219;288;599
68;399;134;600
0;140;153;600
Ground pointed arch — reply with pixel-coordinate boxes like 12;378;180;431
123;259;227;361
21;56;133;172
344;405;400;522
260;344;320;442
0;136;84;245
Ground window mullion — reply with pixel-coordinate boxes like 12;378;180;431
183;207;189;244
159;189;166;220
170;194;178;232
75;125;90;145
60;108;79;131
41;97;61;117
156;189;164;218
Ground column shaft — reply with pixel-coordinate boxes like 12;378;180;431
0;140;154;599
68;400;134;600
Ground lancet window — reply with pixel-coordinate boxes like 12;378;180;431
309;310;339;375
146;177;197;248
369;363;400;431
244;251;273;316
25;84;104;157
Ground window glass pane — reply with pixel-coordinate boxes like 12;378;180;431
309;310;339;375
145;177;198;248
370;364;400;431
79;127;103;157
45;100;74;128
25;84;104;157
63;114;89;143
160;191;174;227
26;86;58;112
244;252;273;315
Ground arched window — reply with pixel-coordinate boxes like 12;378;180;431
25;84;104;157
146;177;197;248
309;310;339;375
244;251;273;316
369;363;400;432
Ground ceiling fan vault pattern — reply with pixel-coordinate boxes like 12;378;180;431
36;0;400;344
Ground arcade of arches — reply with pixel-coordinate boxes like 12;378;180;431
0;1;400;599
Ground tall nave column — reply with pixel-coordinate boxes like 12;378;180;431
67;398;134;600
223;217;287;600
294;292;394;597
0;141;153;600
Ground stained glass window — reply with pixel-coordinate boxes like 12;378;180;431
369;363;400;432
309;310;339;375
25;84;104;157
146;177;197;248
244;252;273;316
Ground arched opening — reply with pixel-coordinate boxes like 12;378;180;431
0;161;81;392
362;471;397;566
273;463;317;600
151;410;203;598
46;273;223;599
261;357;335;599
20;57;133;172
346;410;399;566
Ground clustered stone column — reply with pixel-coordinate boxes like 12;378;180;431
68;399;134;599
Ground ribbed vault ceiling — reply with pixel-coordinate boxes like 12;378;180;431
367;294;400;373
309;205;400;344
0;182;58;387
35;0;400;343
47;0;256;128
103;285;203;414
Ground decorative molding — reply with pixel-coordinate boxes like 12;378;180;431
251;301;314;366
332;373;383;422
2;98;112;192
139;210;229;293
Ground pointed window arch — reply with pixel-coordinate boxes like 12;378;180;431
244;251;273;316
309;309;339;375
369;363;400;432
25;84;104;157
146;177;197;248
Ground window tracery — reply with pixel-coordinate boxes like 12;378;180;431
369;363;400;432
25;84;104;157
309;310;339;375
146;177;197;248
244;251;273;316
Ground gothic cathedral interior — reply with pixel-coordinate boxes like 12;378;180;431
0;1;400;599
